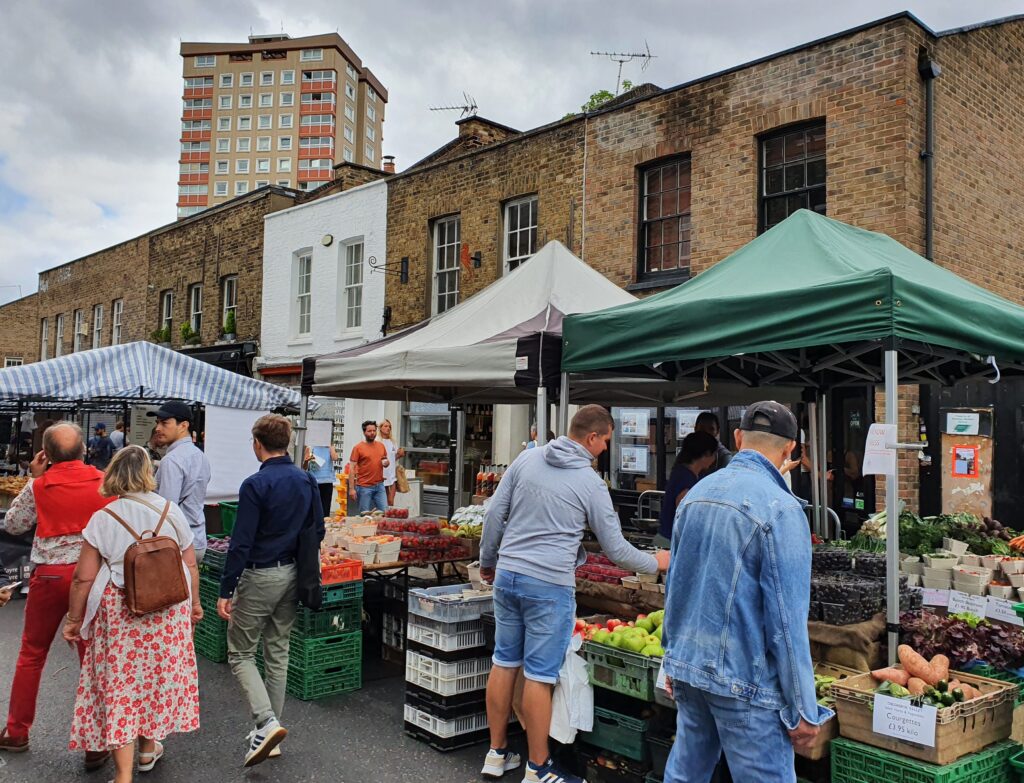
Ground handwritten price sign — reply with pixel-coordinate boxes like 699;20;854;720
872;694;937;747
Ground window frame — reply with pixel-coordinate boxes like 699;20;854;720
277;157;292;172
91;304;103;349
216;138;230;153
194;55;216;68
257;114;272;130
189;284;203;334
636;155;693;283
239;93;253;109
160;291;173;334
4;357;23;368
54;314;64;357
217;116;231;131
281;70;295;85
72;309;84;352
235;180;248;195
259;92;273;108
214;180;228;196
279;114;293;129
758;120;826;234
235;159;250;174
238;115;252;131
215;159;229;174
300;48;323;62
111;299;123;345
218;95;232;110
256;136;271;152
504;195;539;272
278;136;292;150
280;91;294;107
295;250;313;337
221;275;238;331
341;239;364;332
219;73;233;88
236;137;251;153
256;158;270;173
39;317;48;360
260;71;274;86
239;72;254;87
431;215;461;316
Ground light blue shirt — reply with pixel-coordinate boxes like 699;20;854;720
155;436;212;551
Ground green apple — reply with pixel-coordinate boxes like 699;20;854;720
591;629;611;645
612;625;630;634
653;625;663;641
636;617;655;634
641;644;665;657
622;634;646;653
648;610;665;628
607;633;624;648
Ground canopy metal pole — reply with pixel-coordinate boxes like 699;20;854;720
885;349;900;665
536;387;549;446
557;372;570;436
294;394;309;465
807;401;822;535
817;394;830;538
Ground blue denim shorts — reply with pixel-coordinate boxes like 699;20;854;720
492;569;575;684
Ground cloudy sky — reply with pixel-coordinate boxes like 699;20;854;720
0;0;1019;305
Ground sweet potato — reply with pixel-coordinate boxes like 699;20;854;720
930;654;950;683
948;678;962;692
871;667;910;686
898;645;937;685
907;677;927;696
961;683;981;700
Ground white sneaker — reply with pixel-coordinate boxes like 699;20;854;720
482;747;522;778
268;744;282;759
244;717;287;768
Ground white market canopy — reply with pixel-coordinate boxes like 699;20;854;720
303;240;637;403
0;341;300;410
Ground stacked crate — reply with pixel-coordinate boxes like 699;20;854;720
403;584;499;751
193;535;230;662
257;562;365;700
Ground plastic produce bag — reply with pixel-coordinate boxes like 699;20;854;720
550;634;593;744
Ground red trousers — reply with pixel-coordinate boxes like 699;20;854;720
5;563;85;739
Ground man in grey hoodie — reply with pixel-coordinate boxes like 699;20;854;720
479;405;669;783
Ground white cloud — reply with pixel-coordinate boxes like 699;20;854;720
1;0;1019;304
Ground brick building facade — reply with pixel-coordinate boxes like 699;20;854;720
0;294;40;367
384;12;1024;516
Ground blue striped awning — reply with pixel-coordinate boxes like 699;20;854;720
0;341;299;410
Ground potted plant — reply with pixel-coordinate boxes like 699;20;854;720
180;323;201;346
150;327;171;347
222;310;237;342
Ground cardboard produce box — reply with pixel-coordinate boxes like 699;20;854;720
797;662;863;761
831;668;1015;764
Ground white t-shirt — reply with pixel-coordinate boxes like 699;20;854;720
380;438;398;486
83;492;192;589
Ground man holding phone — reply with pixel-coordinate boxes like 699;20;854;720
0;423;114;769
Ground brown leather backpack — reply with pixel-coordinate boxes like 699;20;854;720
104;499;190;615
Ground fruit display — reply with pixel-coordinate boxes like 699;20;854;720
444;505;484;539
581;611;665;657
378;517;441;535
206;536;231;553
810;569;917;625
0;476;28;496
576;552;634;584
812;547;852;573
383;507;409;519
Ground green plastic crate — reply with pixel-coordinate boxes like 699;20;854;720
966;664;1024;706
582;642;658;702
199;536;228;576
831;737;1018;783
322;579;363;607
289;629;361;669
580;706;650;762
285;659;362;700
292;601;362;639
219;501;238;535
193;616;228;663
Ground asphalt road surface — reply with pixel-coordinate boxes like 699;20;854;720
0;597;493;783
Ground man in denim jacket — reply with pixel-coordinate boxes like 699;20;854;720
662;401;833;782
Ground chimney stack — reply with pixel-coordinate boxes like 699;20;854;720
382;155;396;174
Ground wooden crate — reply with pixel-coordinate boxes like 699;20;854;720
831;668;1015;765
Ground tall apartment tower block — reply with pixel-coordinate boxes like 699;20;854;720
178;33;387;217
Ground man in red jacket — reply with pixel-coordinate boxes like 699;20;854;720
0;423;114;770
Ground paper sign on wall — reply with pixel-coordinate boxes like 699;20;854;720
947;590;987;617
677;412;700;439
620;409;650;437
862;423;897;476
515;356;529;371
619;445;649;474
872;694;937;747
946;412;980;436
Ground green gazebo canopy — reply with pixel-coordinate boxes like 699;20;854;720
562;210;1024;389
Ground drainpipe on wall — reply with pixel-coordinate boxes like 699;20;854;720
918;54;941;261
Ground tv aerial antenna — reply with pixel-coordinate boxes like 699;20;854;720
590;41;656;94
429;92;478;118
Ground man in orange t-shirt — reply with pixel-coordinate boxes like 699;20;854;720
349;420;389;513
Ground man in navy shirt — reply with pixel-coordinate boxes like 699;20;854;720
217;414;324;768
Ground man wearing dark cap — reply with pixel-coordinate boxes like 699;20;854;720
86;423;114;470
149;401;212;561
660;401;833;783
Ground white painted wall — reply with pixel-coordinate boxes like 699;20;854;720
260;179;387;367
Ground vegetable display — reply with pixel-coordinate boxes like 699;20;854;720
869;645;982;706
901;609;1024;671
853;511;1016;556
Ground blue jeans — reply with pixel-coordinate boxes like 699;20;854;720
665;680;794;783
356;483;387;513
492;569;575;684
